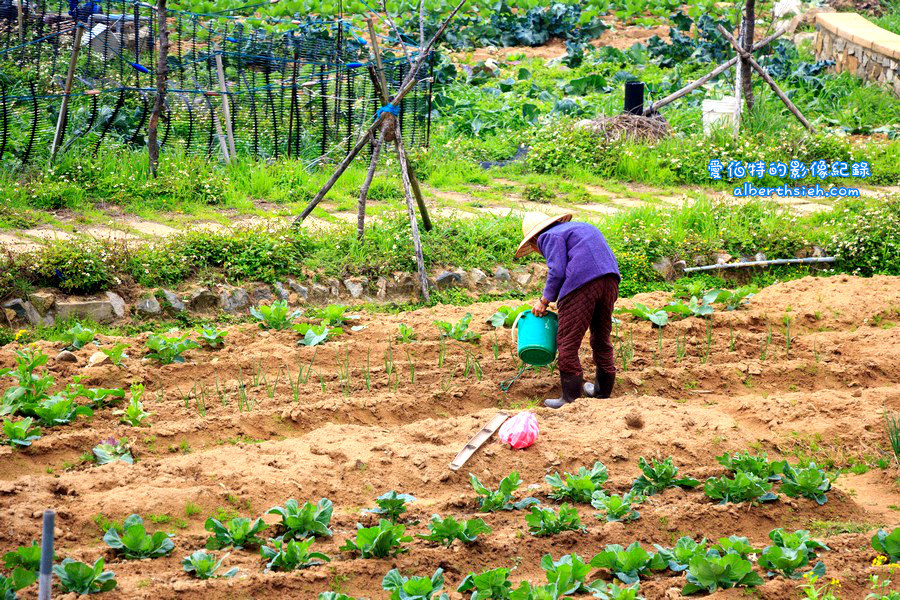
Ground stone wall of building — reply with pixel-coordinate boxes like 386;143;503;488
815;12;900;96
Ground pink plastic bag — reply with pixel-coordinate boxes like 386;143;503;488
499;411;539;449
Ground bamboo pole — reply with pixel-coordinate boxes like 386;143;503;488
148;0;169;177
50;24;85;160
214;42;237;160
17;0;24;44
717;24;814;132
643;25;787;116
741;0;756;110
395;119;430;302
357;132;384;239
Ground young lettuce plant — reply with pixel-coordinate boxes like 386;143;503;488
100;343;129;366
758;529;828;579
716;451;785;480
540;553;594;595
318;595;362;600
62;323;96;350
615;303;668;327
718;285;757;310
0;567;35;599
114;384;150;427
2;418;41;448
488;305;529;328
196;326;228;348
251;300;301;330
711;536;760;559
525;504;585;537
591;491;643;523
260;538;330;572
293;323;340;347
145;334;199;364
382;567;449;600
457;567;514;599
704;472;778;504
365;491;416;523
33;395;93;427
53;558;117;594
681;553;763;595
266;498;333;540
182;550;238;579
204;516;268;549
470;472;539;512
417;515;491;547
3;542;42;573
396;323;417;343
435;313;480;342
0;347;53;417
778;463;836;505
92;437;134;465
317;304;351;327
653;537;709;572
339;519;412;558
67;381;125;408
872;527;900;562
545;461;608;503
103;514;174;559
587;581;645;600
631;457;700;495
589;542;666;585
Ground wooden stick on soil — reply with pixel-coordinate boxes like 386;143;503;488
214;42;238;160
148;0;169;177
357;132;384;239
716;24;814;132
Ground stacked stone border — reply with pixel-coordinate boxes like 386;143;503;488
815;12;900;96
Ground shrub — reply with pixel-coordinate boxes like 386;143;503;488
527;122;616;174
28;241;117;294
828;200;900;276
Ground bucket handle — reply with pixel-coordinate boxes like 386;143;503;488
510;309;527;349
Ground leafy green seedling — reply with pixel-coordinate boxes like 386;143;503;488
457;567;513;598
653;537;708;572
103;514;174;559
435;313;480;342
716;451;785;480
0;348;53;417
62;323;96;350
92;438;133;465
33;394;93;427
266;498;333;540
100;343;129;366
704;471;778;504
759;529;829;578
540;553;593;595
488;305;529;328
718;285;757;310
53;558;117;594
294;323;341;346
3;542;42;573
630;457;700;495
872;527;900;562
396;323;417;343
382;567;449;600
365;491;416;523
418;515;491;547
251;300;301;330
778;463;836;505
0;567;36;598
68;381;125;408
470;471;539;512
546;461;608;503
260;538;330;571
205;516;268;549
182;550;238;579
591;491;642;522
681;553;763;595
197;326;228;348
615;303;668;327
525;504;585;537
711;536;759;559
587;581;645;600
317;304;351;327
114;384;150;427
589;542;666;585
318;594;362;600
339;519;412;558
146;334;199;364
2;417;41;447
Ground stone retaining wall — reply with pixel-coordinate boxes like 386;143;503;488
815;12;900;96
1;264;548;329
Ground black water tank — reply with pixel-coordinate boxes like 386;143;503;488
624;81;645;115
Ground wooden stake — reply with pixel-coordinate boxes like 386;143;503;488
449;411;509;471
148;0;169;177
717;24;814;132
644;25;787;116
50;24;85;160
16;0;24;44
214;43;237;160
395;120;430;301
192;75;230;163
357;131;384;239
733;10;744;138
741;0;756;110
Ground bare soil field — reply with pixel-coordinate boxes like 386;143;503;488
1;275;898;598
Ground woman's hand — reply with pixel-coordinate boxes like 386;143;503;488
532;296;549;317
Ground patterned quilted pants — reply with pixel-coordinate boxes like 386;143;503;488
556;274;619;377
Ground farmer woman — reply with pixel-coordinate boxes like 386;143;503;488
515;212;620;409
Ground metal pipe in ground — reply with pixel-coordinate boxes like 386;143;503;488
39;510;55;600
683;256;835;273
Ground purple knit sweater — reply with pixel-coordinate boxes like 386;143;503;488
536;222;620;303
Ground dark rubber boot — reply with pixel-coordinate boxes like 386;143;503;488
583;372;616;399
544;373;583;409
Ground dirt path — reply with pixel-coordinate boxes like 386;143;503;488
0;275;898;598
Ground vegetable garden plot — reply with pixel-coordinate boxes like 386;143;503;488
0;0;432;167
0;275;898;598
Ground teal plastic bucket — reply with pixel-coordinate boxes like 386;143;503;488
513;310;558;366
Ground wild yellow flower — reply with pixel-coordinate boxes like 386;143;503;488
14;329;27;342
830;577;841;587
873;555;888;567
